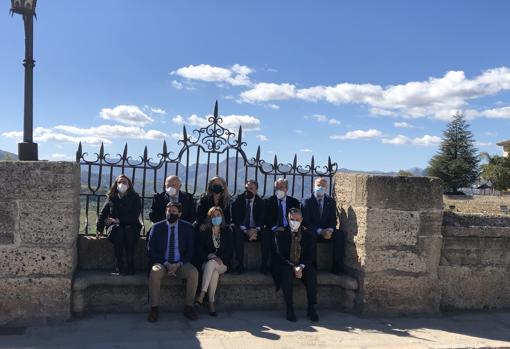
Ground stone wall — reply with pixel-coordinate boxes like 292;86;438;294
439;211;510;310
0;161;80;326
443;194;510;215
334;173;444;315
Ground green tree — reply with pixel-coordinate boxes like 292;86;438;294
397;170;413;177
428;113;479;194
480;152;510;192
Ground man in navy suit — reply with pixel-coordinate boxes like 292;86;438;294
147;202;199;322
231;179;265;274
263;178;301;274
302;177;344;274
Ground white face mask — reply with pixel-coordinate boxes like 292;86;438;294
275;189;286;200
166;187;177;196
289;220;301;231
117;183;128;194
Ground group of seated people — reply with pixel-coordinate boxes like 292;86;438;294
96;174;344;323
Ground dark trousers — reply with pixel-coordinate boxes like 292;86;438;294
233;227;273;269
278;264;317;307
317;229;345;271
108;225;140;273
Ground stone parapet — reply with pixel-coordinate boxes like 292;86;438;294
334;173;443;315
0;161;80;326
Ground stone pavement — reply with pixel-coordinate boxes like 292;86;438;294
1;310;510;349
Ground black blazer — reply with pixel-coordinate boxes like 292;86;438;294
147;219;195;266
264;195;301;230
302;194;337;233
231;193;265;229
97;192;142;233
149;190;196;224
198;228;234;268
195;194;232;227
272;226;316;269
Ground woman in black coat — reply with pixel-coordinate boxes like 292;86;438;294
195;206;233;316
97;174;142;275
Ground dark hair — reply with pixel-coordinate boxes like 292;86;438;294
245;179;259;189
166;201;183;213
106;174;135;198
289;207;302;216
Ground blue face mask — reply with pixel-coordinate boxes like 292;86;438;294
314;186;325;196
211;216;222;226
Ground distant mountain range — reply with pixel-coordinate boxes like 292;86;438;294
0;150;18;160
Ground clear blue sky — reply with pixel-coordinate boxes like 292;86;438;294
1;0;509;171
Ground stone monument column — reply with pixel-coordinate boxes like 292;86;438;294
334;173;443;314
0;161;80;325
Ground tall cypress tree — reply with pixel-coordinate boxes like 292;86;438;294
428;113;479;194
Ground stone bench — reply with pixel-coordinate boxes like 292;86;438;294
74;235;358;314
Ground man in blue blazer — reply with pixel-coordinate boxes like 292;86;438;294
147;202;199;322
302;177;344;274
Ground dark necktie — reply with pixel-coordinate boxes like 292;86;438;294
318;199;323;218
277;199;284;227
244;200;252;228
168;225;175;263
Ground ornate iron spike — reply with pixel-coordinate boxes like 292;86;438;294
237;125;243;144
273;154;278;167
256;146;261;162
328;156;332;170
143;146;148;161
311;155;315;170
122;143;128;160
293;154;297;168
214;100;219;120
99;142;104;158
162;140;167;155
76;142;82;163
182;125;188;143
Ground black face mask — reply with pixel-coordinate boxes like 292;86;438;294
245;190;254;199
211;184;223;194
166;213;179;224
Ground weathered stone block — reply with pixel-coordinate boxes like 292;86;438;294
440;249;480;266
18;200;79;246
418;210;444;236
439;266;510;310
364;208;420;247
364;249;427;274
443;236;481;250
0;200;17;245
361;275;440;314
0;246;76;277
364;175;444;211
418;235;443;274
0;277;71;326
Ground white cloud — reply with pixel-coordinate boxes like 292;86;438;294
54;124;167;141
305;114;341;125
172;64;253;86
100;105;153;126
394;121;415;128
475;141;492;147
382;134;441;146
2;127;110;145
171;80;184;89
330;129;383;140
239;67;510;120
148;106;167;115
171;114;261;131
256;134;268;142
50;153;73;160
485;131;498;137
300;149;313;153
241;83;296;102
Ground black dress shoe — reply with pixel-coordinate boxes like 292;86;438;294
147;306;159;322
286;307;297;322
307;306;319;322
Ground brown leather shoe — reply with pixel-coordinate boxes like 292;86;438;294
183;305;198;321
147;306;159;322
